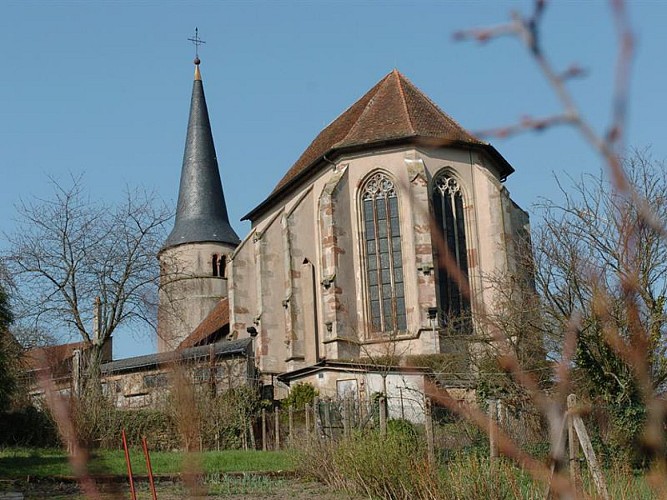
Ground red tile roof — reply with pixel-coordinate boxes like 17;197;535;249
23;341;86;372
244;69;511;221
23;339;113;373
178;298;230;349
274;69;482;194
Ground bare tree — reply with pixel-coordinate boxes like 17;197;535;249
431;2;667;494
4;176;171;391
478;268;550;406
532;151;667;444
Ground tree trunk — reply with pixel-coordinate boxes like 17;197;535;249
82;342;104;399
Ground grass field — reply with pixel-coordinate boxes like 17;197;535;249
0;448;294;478
0;447;656;499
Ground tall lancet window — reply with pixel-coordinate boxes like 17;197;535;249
432;172;471;330
361;172;407;333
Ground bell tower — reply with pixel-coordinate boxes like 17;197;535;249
157;55;240;352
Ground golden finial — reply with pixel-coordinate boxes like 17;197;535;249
188;28;205;80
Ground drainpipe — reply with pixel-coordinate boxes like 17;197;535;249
247;326;259;385
427;307;438;354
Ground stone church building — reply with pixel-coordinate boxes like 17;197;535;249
153;58;529;405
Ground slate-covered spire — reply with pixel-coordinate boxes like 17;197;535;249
163;59;240;250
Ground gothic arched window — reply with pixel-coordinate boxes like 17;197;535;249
431;172;470;328
361;172;407;333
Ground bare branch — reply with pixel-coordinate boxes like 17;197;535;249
4;177;172;356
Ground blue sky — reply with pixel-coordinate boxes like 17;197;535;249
2;1;666;359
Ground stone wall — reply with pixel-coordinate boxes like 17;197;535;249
229;144;528;392
102;356;252;409
158;242;236;351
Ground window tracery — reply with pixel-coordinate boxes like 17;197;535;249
431;172;471;330
361;172;407;333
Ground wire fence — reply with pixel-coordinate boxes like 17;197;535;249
252;394;489;453
252;393;480;453
251;392;621;472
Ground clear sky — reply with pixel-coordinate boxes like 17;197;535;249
1;1;666;359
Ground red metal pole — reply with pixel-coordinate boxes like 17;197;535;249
122;429;137;500
142;436;158;500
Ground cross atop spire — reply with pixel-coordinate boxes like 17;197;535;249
188;27;206;64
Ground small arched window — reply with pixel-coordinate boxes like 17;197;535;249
361;172;407;333
431;172;470;329
212;254;219;277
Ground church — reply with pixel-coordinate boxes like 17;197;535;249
152;56;529;407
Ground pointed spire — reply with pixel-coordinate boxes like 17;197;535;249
162;59;240;250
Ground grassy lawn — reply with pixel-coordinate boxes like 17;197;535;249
0;448;655;499
0;448;295;478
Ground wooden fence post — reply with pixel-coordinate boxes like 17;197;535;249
567;394;581;489
288;406;294;448
359;394;367;424
275;408;281;450
313;396;321;441
305;403;311;446
571;397;609;499
249;417;256;450
343;397;351;438
424;397;435;465
323;398;333;441
379;396;387;437
261;408;267;451
489;399;498;460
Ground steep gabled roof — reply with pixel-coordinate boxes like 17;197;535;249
243;70;513;221
178;298;230;349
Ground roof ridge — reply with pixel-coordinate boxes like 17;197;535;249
244;70;510;222
317;80;384;138
337;71;393;146
398;72;481;144
394;70;416;136
178;297;230;349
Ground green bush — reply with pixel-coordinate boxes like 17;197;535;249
70;384;264;452
298;430;440;499
196;386;263;451
0;406;59;447
109;409;179;451
387;418;418;442
283;383;318;410
440;454;541;499
297;436;546;500
69;389;180;451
